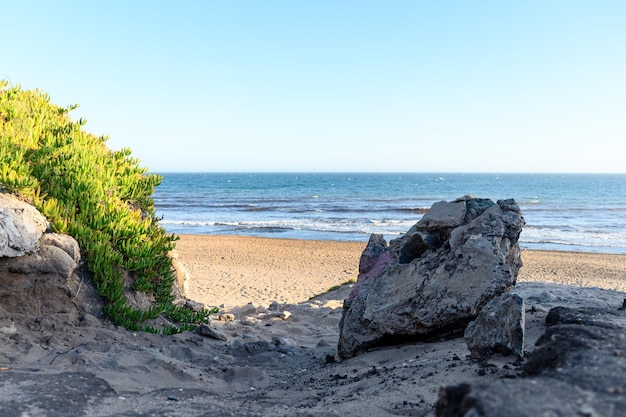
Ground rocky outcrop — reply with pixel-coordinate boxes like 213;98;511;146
464;292;525;360
0;193;48;257
437;305;626;417
0;231;87;317
0;193;105;338
0;193;206;334
338;196;525;359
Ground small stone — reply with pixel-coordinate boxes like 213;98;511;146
464;293;525;360
532;291;559;303
272;336;297;347
268;301;281;311
185;300;205;312
196;324;228;341
242;340;274;355
276;345;294;354
0;319;16;335
231;303;265;317
281;311;292;320
240;316;258;325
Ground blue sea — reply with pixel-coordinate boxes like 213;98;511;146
153;173;626;254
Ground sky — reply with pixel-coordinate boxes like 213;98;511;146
2;1;625;173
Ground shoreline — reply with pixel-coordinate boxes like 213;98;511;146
174;233;626;256
175;234;626;310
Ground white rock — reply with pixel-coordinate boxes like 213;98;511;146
0;193;48;257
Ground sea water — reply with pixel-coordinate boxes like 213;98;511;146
153;173;626;254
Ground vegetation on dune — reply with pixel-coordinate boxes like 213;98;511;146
0;81;215;333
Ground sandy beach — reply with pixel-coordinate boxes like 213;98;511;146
176;234;626;309
3;234;626;416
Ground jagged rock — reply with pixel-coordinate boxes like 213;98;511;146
415;200;467;231
348;234;393;300
398;232;430;264
358;233;388;274
338;196;525;359
0;193;48;257
464;293;525;359
437;306;626;417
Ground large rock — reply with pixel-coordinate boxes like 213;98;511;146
0;193;48;257
437;305;626;417
338;196;525;359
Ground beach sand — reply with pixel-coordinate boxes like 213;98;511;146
3;234;626;416
175;234;626;309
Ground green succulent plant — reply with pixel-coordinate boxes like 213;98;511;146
0;81;216;334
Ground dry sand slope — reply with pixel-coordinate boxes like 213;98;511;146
1;235;625;416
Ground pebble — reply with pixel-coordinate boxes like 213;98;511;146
196;324;228;341
240;317;258;325
0;319;16;335
268;301;282;311
185;300;205;312
218;313;235;322
528;290;561;303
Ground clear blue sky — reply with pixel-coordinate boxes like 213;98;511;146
3;1;625;173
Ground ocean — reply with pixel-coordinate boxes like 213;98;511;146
153;173;626;254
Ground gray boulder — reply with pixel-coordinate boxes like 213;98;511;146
464;293;525;360
338;196;525;359
437;305;626;417
0;193;48;257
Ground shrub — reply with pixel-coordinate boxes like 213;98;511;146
0;81;214;333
